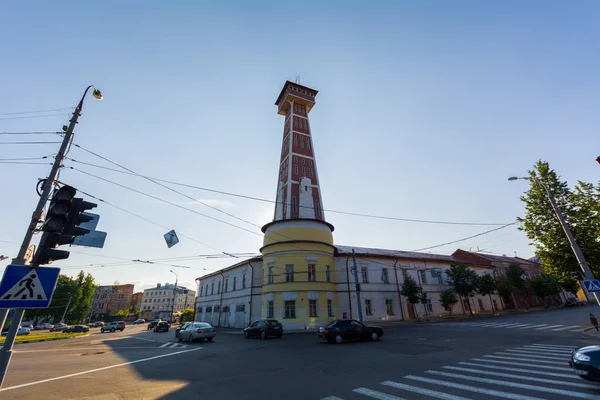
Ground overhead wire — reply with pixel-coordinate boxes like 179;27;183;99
0;113;69;120
0;107;72;116
0;141;62;145
0;131;62;135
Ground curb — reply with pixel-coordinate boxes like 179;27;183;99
0;333;90;347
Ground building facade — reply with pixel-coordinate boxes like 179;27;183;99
130;292;143;314
194;81;545;330
90;284;134;321
141;283;196;322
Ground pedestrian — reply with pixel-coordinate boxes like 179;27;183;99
590;313;599;331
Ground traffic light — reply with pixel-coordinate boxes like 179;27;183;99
40;185;76;232
62;198;97;239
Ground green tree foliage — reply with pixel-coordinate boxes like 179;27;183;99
505;264;527;291
518;160;600;277
400;276;421;305
531;275;561;306
115;309;129;317
445;263;479;315
557;274;581;295
179;308;195;324
477;274;497;312
439;290;458;315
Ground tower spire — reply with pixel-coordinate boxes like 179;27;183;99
273;81;324;222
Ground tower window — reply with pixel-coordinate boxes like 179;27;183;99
292;196;297;213
308;160;313;167
309;168;313;177
294;135;298;146
302;166;306;175
302;159;305;165
294;165;298;174
293;156;298;163
306;139;311;149
301;138;304;148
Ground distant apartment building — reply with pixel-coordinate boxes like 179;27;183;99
90;284;134;321
141;283;196;322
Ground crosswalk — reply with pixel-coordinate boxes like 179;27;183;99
158;342;187;349
320;343;597;400
438;321;583;333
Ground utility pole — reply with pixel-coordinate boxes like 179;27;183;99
0;86;102;388
61;296;72;323
351;249;363;323
170;270;178;323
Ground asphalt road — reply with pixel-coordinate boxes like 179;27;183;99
0;305;598;400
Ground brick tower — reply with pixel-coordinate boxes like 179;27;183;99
261;81;336;330
273;81;325;222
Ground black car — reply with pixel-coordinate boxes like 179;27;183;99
318;319;383;344
147;320;160;331
154;321;170;333
64;325;90;333
244;319;283;339
565;298;585;307
570;345;600;382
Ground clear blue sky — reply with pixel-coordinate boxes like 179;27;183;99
1;1;598;292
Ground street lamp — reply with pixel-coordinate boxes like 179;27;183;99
169;270;178;323
509;176;599;306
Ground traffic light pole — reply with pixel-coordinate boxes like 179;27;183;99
0;85;99;387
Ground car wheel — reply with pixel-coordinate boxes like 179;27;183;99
111;329;115;333
207;337;213;342
371;332;379;341
335;335;343;344
244;331;250;339
177;334;182;342
260;330;266;340
188;334;194;343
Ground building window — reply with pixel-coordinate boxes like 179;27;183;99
308;264;316;281
361;267;369;283
300;137;305;148
302;166;306;175
200;287;203;296
293;156;298;163
306;139;311;149
267;301;274;318
294;135;298;146
284;300;296;318
211;283;214;295
243;273;247;288
236;304;245;312
225;279;228;292
294;164;298;174
325;265;331;283
382;268;389;284
309;299;317;317
365;299;373;316
292;196;297;213
285;265;294;282
327;299;334;316
419;270;427;284
308;160;313;167
206;306;212;313
309;167;313;177
233;277;237;291
217;282;221;294
302;158;305;165
386;299;394;315
268;267;274;284
478;298;485;311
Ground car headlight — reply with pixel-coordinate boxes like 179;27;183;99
574;352;591;362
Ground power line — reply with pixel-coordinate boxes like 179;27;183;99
65;152;512;227
0;141;62;145
0;113;69;120
0;132;61;135
0;107;72;116
0;162;53;165
409;222;519;252
0;155;53;161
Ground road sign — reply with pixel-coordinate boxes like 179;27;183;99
72;213;107;248
164;230;179;248
0;265;60;308
520;274;527;280
584;280;600;293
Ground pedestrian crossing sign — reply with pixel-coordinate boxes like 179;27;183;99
0;265;60;309
584;280;600;293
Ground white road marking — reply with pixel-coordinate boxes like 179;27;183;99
441;365;598;389
14;346;166;353
483;355;564;365
521;346;572;354
535;325;563;330
352;388;406;400
320;397;345;400
498;323;526;328
168;343;180;348
457;361;579;378
488;323;515;328
426;370;599;399
552;325;581;331
522;324;547;329
471;357;572;371
505;324;534;329
404;375;544;400
159;343;171;348
381;380;470;400
529;343;576;350
129;336;159;343
0;347;201;392
500;350;566;360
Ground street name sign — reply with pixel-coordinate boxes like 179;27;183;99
583;280;600;293
0;265;60;308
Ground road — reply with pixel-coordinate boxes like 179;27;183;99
0;305;597;400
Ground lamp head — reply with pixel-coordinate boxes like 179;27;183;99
92;88;103;100
508;177;519;181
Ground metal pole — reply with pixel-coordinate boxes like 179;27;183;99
539;180;600;305
61;296;72;323
0;86;100;387
351;249;363;323
170;271;178;323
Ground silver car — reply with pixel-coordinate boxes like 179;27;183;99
177;322;216;343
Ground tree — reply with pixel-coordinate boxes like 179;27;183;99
531;275;561;306
558;274;581;295
477;274;497;313
179;308;195;324
439;290;458;316
494;275;513;309
115;309;129;317
401;276;421;317
446;263;478;315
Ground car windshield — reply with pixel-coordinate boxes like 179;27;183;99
196;323;211;328
266;320;280;325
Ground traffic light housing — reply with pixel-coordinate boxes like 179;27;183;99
40;185;76;232
62;198;97;239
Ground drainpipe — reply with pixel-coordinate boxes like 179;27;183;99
345;257;353;319
248;262;254;327
393;260;405;321
218;272;225;327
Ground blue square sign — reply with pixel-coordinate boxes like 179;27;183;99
0;265;60;309
584;280;600;293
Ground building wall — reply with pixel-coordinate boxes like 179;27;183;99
90;284;134;320
141;283;195;321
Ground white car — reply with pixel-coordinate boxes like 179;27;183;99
35;323;54;330
17;327;30;335
177;322;216;343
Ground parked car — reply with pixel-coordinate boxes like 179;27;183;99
154;321;170;333
244;319;283;340
147;320;160;330
570;345;600;382
178;322;216;343
35;323;54;330
2;326;31;336
20;322;34;329
565;298;585;307
49;323;68;332
132;319;146;325
175;322;193;340
101;321;126;333
90;321;105;328
318;319;384;344
64;325;90;333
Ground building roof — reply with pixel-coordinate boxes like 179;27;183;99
335;245;455;263
274;80;319;106
195;256;263;281
144;284;191;292
452;249;541;267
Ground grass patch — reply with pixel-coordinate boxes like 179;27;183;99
0;332;86;344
